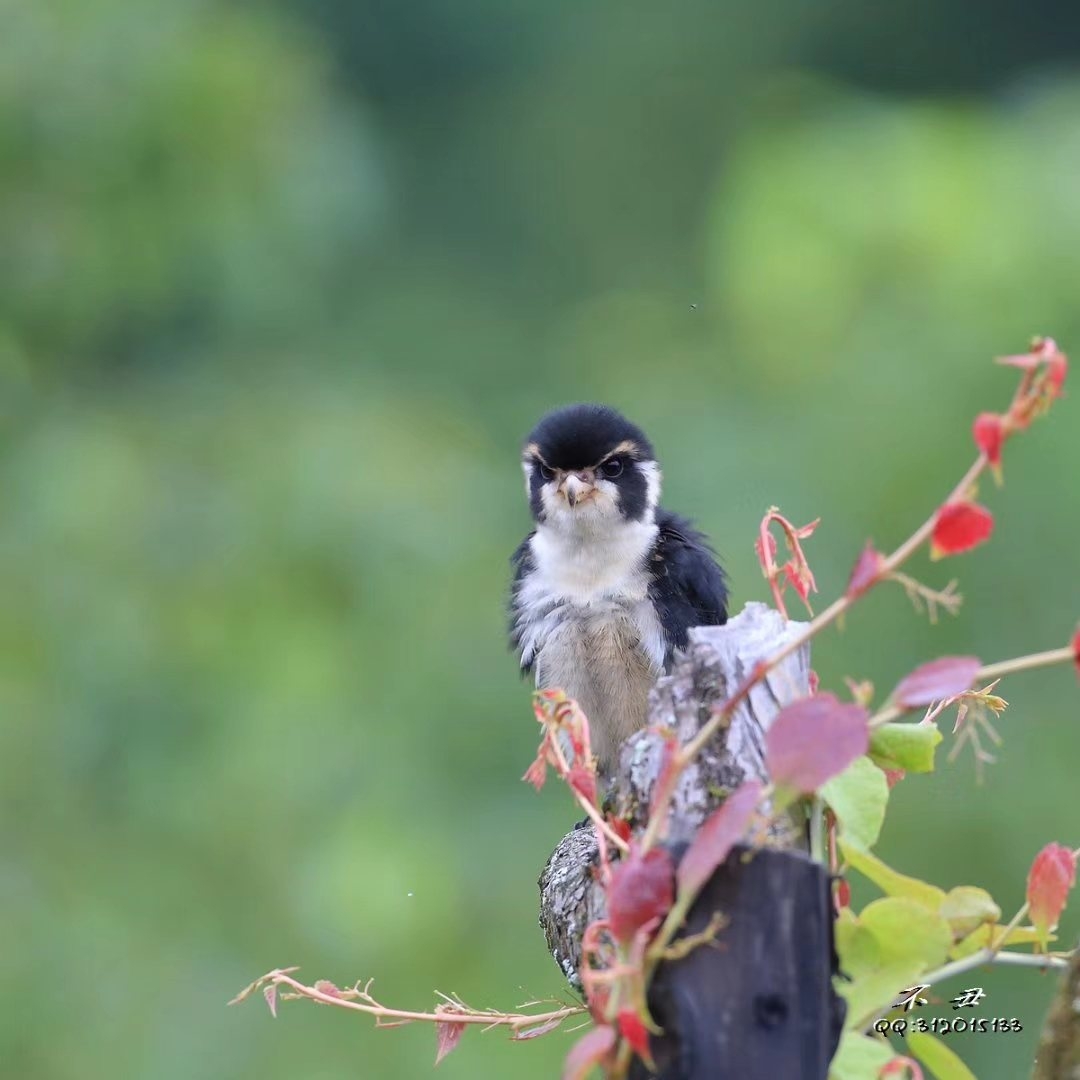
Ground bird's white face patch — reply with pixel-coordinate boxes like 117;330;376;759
540;474;621;529
521;457;662;532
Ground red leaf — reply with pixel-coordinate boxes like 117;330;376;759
617;1009;653;1064
435;1020;466;1066
676;780;762;899
562;1024;617;1080
892;656;982;707
607;846;675;944
765;694;869;793
1027;842;1077;945
835;878;851;910
972;412;1006;479
846;541;884;599
263;984;278;1018
930;501;994;560
1072;628;1080;682
608;816;633;844
884;768;906;789
568;765;598;808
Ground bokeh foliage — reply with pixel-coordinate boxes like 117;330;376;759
2;2;1078;1077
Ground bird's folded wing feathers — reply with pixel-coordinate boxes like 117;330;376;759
647;510;729;665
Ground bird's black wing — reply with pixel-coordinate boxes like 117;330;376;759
508;533;536;676
647;509;728;667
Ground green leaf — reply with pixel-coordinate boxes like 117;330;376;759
869;722;943;773
949;922;1050;959
828;1032;895;1080
907;1030;978;1079
821;755;889;851
860;897;952;969
939;886;1001;939
842;841;948;910
836;900;951;1026
835;907;883;980
839;957;926;1031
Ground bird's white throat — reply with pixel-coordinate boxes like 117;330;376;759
529;513;658;600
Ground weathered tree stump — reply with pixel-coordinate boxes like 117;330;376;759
538;601;845;1078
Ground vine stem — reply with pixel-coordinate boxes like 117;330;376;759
867;645;1077;730
229;969;585;1031
640;453;989;856
978;646;1075;682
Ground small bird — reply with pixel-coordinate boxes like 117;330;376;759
510;404;728;773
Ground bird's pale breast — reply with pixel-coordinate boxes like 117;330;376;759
515;523;666;769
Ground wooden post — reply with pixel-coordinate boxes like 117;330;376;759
538;602;845;1078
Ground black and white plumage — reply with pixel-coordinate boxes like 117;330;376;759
509;404;728;772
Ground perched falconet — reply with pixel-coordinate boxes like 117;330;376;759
509;403;728;773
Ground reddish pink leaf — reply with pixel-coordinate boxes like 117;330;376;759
607;846;675;943
609;816;633;844
435;1020;466;1066
676;780;762;899
263;984;278;1018
522;754;548;791
617;1009;653;1065
972;412;1006;478
563;1024;617;1080
1048;349;1068;396
835;878;851;910
884;768;906;789
568;764;598;808
881;1056;925;1079
1027;842;1077;946
846;541;884;599
892;656;982;708
585;981;611;1026
1072;628;1080;682
782;561;814;606
765;694;869;793
313;979;343;997
997;340;1045;370
930;501;994;560
1007;336;1068;397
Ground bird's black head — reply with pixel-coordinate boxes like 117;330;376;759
521;404;660;526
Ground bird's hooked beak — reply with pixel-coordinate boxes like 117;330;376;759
560;470;595;508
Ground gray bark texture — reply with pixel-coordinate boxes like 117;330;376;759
538;601;811;986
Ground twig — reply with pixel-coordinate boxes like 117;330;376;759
229;969;585;1033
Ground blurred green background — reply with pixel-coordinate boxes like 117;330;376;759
2;2;1078;1078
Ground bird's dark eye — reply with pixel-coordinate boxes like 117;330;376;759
538;463;555;481
600;457;624;478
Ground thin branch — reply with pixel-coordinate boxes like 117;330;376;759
666;452;991;803
978;647;1075;682
229;969;585;1033
920;947;1070;991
